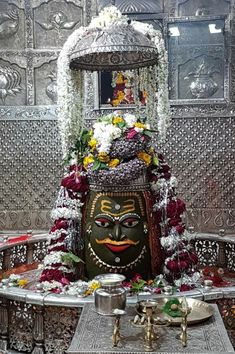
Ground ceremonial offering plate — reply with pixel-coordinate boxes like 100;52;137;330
136;297;214;325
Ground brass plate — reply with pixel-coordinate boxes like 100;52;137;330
136;297;214;326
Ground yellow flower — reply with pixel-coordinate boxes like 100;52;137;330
88;138;97;151
18;279;28;288
83;155;94;170
108;158;120;168
98;152;110;163
85;280;101;296
137;151;152;166
112;117;124;125
134;122;146;129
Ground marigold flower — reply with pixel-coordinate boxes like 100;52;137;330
88;138;97;150
108;158;120;168
98;152;110;163
18;279;28;288
83;155;94;169
112;117;124;125
134;122;146;130
137;151;152;166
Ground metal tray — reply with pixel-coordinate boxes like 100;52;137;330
136;297;214;326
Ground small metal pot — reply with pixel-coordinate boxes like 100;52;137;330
94;274;126;316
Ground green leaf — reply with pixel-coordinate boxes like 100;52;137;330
61;252;85;264
100;162;109;170
152;155;159;166
162;298;183;318
143;130;153;138
118;121;126;129
92;159;101;171
131;279;146;292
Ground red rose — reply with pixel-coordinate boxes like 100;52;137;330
132;273;142;282
48;245;67;253
175;224;185;234
180;284;193;292
51;288;62;294
179;260;188;270
169;217;182;227
166;260;179;272
61;172;88;193
61;277;70;285
167;199;186;219
176;199;186;215
55;219;68;230
40;269;63;282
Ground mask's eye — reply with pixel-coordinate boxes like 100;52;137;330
95;218;111;228
122;217;140;228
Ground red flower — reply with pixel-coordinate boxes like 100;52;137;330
51;288;62;294
167;199;186;219
40;269;64;282
127;128;138;139
175;224;185;234
153;288;161;294
61;172;88;193
166;260;179;273
132;273;142;282
61;277;70;285
180;284;193;292
168;217;182;227
48;245;67;253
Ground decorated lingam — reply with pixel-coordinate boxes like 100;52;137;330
39;5;200;293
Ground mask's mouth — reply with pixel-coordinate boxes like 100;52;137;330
95;238;140;253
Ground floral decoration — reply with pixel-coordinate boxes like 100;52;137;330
57;5;170;155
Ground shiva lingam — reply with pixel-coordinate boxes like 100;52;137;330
132;300;171;352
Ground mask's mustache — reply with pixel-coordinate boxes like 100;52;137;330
95;238;140;246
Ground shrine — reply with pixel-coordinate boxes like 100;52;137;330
0;1;234;354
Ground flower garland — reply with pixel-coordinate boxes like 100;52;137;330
149;156;200;290
57;5;170;155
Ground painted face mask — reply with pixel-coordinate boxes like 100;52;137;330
84;191;152;279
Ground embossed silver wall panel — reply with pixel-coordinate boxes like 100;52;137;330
0;0;92;230
158;116;235;234
0;120;62;230
0;0;234;236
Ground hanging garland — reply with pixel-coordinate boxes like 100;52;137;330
57;6;170;155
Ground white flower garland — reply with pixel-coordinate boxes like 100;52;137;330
57;6;170;155
51;207;82;222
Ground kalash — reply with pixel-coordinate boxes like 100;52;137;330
40;111;199;290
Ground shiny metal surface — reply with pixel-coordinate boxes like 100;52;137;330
136;297;214;326
0;0;234;233
94;274;126;316
69;24;158;71
67;303;234;353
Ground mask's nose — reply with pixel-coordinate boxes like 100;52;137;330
113;223;122;241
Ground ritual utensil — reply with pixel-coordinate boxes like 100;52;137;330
131;300;171;352
112;309;126;347
179;297;191;347
94;273;126;316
